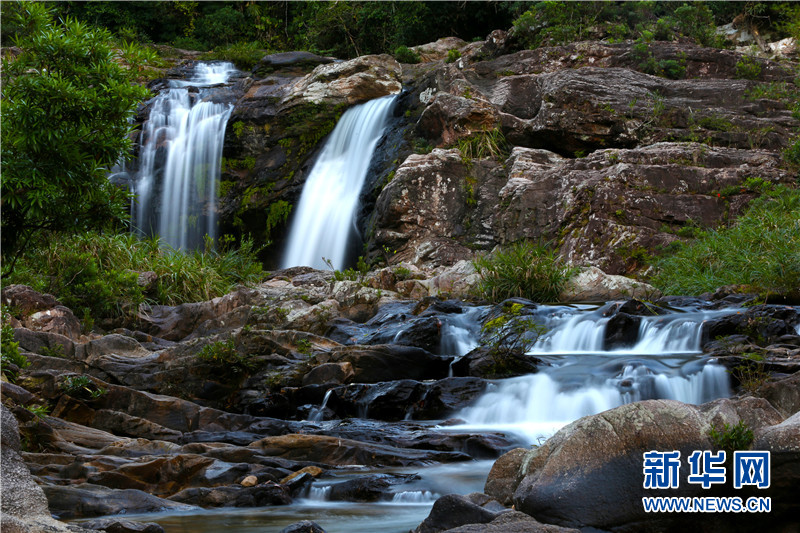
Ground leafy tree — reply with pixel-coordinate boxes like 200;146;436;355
1;3;152;276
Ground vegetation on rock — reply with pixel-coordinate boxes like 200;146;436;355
473;241;577;303
652;185;800;299
6;232;264;322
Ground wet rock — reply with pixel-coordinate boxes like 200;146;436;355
702;305;799;346
411;37;469;63
328;474;415;502
80;518;165;533
240;475;258;487
280;521;327;533
248;433;469;467
318;344;452;383
450;346;540;379
603;313;641;350
302;362;354;386
415;492;509;533
44;483;194;519
168;482;291;507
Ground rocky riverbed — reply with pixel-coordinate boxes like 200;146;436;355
2;263;799;532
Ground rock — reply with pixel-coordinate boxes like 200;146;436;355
2;284;83;339
2;284;60;315
560;267;661;302
318;344;452;383
428;260;481;299
450;347;540;379
327;475;393;502
758;372;800;418
702;305;799;346
284;54;402;107
484;447;527;506
301;362;354;386
168;482;291;507
439;511;580;533
80;518;165;533
415;492;508;533
510;398;793;531
43;483;194;519
603;313;641;350
240;475;258;487
253;51;335;78
248;433;469;466
279;521;327;533
411;37;469;62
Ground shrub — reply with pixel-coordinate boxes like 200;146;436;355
783;137;800;167
394;45;420;64
1;308;26;382
6;231;265;320
731;352;770;393
445;48;461;63
201;41;264;70
196;338;255;374
61;375;107;402
651;185;800;297
473;241;577;303
456;128;510;161
709;420;754;453
735;55;762;80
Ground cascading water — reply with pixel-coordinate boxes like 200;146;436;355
451;304;734;443
133;62;236;249
282;95;397;270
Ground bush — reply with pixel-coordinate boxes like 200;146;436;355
7;231;265;321
201;40;264;70
651;185;800;298
394;45;420;64
196;338;255;374
709;420;754;453
61;375;107;402
1;4;153;274
735;55;762;80
473;241;577;303
445;48;461;63
1;308;26;382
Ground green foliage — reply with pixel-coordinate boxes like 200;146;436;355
709;420;755;453
201;41;264;70
6;231;265;320
783;137;800;168
39;344;66;359
394;45;420;64
25;404;51;419
735;55;762;80
265;201;293;243
651;185;800;298
295;338;312;356
61;375;107;402
481;302;547;359
446;49;461;63
1;307;26;382
731;352;770;393
456;128;510;162
633;33;686;79
512;2;721;50
745;80;800;119
323;256;370;283
196;338;255;374
473;241;577;303
1;4;153;275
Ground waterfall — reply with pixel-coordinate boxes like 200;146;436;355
448;304;736;443
133;62;236;249
282;95;397;270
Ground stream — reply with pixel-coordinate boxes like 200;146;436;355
78;302;736;533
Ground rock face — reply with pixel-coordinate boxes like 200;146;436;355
362;40;797;275
489;398;799;532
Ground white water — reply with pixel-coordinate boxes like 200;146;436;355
282;95;397;270
452;304;734;443
134;63;236;249
308;389;334;422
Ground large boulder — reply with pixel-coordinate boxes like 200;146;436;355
503;397;796;532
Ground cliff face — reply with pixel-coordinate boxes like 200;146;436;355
209;35;797;274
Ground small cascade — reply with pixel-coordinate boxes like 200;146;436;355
282;95;397;270
440;307;483;357
308;389;334;422
391;491;439;504
133;62;236;249
455;362;730;443
306;485;332;501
